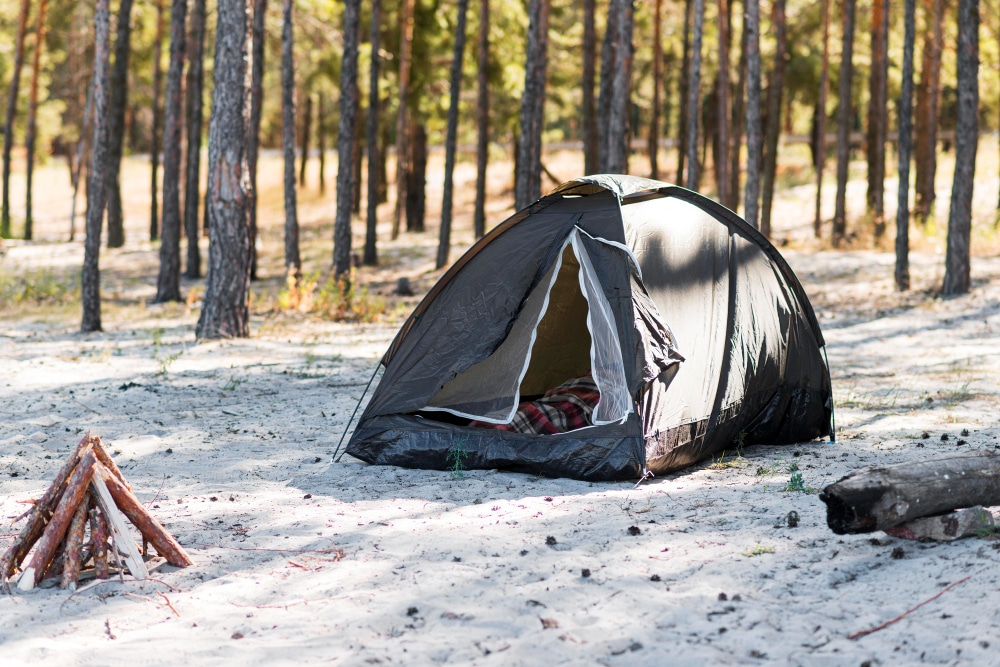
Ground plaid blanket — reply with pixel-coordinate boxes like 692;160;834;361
470;373;599;435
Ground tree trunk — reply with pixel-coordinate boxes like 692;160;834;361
364;0;381;266
105;0;134;249
406;123;427;232
154;0;188;304
24;0;50;241
150;0;165;241
649;0;663;179
941;0;979;296
515;0;550;209
1;0;31;239
392;0;415;239
69;76;94;242
728;0;746;213
676;0;693;184
248;0;267;281
196;0;252;339
582;0;597;174
599;0;633;174
281;0;300;278
333;0;360;278
759;0;786;239
351;101;362;214
299;93;311;188
684;0;705;191
813;0;830;237
914;0;943;223
832;0;856;246
866;0;888;239
318;95;327;195
742;0;761;227
183;0;207;278
82;0;113;333
596;5;618;171
437;0;470;270
713;0;729;204
896;0;916;291
472;0;489;239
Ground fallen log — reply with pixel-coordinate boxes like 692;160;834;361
96;463;192;567
61;501;90;590
819;451;1000;534
0;435;91;587
18;446;97;590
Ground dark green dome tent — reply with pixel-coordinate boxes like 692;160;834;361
345;175;832;481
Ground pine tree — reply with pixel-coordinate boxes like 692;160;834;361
105;0;135;249
247;0;267;280
895;0;916;291
281;0;300;277
832;0;856;246
24;0;50;241
472;0;490;238
364;0;381;265
183;0;207;278
759;0;787;238
866;0;889;239
197;0;253;339
743;0;761;227
1;0;31;239
582;0;597;175
813;0;830;237
333;0;360;278
684;0;705;190
150;0;165;241
649;0;663;179
437;0;470;270
514;0;550;209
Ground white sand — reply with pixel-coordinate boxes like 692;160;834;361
2;245;1000;666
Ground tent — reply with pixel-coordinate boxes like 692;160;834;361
345;175;832;481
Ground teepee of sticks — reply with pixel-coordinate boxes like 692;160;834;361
1;434;192;592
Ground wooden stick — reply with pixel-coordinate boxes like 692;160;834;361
89;468;147;580
1;435;91;587
90;435;129;490
61;501;90;590
96;463;192;567
41;538;68;581
89;494;109;580
17;446;96;591
848;576;971;639
820;451;1000;534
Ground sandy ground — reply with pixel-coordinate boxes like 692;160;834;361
2;153;1000;664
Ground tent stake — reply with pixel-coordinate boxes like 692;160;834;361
332;363;383;463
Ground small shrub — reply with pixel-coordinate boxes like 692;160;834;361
447;437;469;480
784;471;807;493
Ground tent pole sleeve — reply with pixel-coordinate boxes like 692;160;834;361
333;363;384;463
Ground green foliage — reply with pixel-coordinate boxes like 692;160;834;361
0;269;78;307
742;544;775;557
273;269;387;322
447;436;469;480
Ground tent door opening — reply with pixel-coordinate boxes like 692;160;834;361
420;229;631;433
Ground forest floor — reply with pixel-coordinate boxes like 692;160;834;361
1;146;1000;665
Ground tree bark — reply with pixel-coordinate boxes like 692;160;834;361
351;100;362;214
248;0;267;281
392;0;415;239
154;0;188;304
60;501;89;589
895;0;915;291
759;0;786;238
298;93;311;187
914;0;944;223
364;0;381;265
437;0;470;270
596;5;618;172
69;75;94;242
941;0;978;296
184;0;207;278
649;0;663;180
318;94;327;195
515;0;550;209
0;0;31;239
813;0;830;237
150;0;165;241
104;0;134;249
82;0;113;333
89;497;110;580
728;0;746;213
684;0;705;191
713;0;730;204
676;0;693;185
333;0;360;278
832;0;856;246
600;0;633;175
472;0;489;239
582;0;597;174
281;0;300;278
406;123;427;232
742;0;761;227
196;0;252;340
24;0;50;241
866;0;888;239
820;452;1000;534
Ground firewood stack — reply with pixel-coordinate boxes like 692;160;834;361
1;434;192;592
